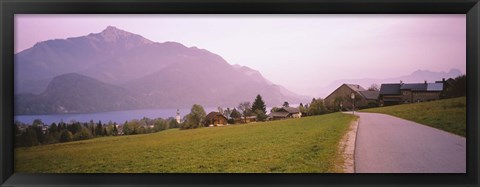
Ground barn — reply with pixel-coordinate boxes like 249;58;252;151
204;112;228;127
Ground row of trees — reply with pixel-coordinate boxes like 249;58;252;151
441;75;466;98
15;117;179;147
15;120;118;147
180;94;269;130
180;94;335;131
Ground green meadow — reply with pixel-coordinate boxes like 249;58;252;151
362;97;466;137
15;113;356;173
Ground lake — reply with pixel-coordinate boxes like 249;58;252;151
15;108;212;125
15;106;280;125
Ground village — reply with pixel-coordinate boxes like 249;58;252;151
14;75;464;147
199;77;458;127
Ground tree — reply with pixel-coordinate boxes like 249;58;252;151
19;127;39;146
95;121;103;136
367;84;379;91
181;104;206;129
124;119;142;135
113;123;118;136
448;75;466;98
32;119;43;126
123;121;134;135
33;124;46;144
73;127;93;141
67;122;83;135
308;98;327;116
254;109;268;122
217;107;224;115
282;101;290;108
154;118;168;131
298;103;307;116
223;108;232;120
59;130;73;143
333;96;345;111
89;120;96;136
237;102;252;123
14;123;20;136
48;123;57;134
252;94;267;114
230;108;242;123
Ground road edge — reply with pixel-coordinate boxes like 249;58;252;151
339;117;359;173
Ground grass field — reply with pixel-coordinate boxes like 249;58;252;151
15;113;356;173
361;97;466;137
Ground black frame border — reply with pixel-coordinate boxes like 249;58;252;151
1;0;479;186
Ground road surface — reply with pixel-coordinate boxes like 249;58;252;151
352;112;466;173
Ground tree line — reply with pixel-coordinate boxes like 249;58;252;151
15;117;179;147
16;93;336;146
180;94;269;130
180;94;331;130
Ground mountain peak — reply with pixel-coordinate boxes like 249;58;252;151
448;68;462;75
99;26;133;41
97;26;153;44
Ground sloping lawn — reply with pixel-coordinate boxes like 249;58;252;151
15;113;356;173
362;97;466;137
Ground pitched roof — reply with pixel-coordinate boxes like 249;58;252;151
324;84;366;101
380;82;443;95
435;78;455;86
269;111;290;118
379;84;402;95
205;112;227;121
279;107;300;114
400;83;427;91
359;91;379;100
427;83;443;91
345;84;366;92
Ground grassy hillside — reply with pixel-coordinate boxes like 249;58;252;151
362;97;466;137
15;113;356;173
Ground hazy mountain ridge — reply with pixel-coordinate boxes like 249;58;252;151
15;73;142;115
316;68;463;97
15;26;307;114
15;26;154;94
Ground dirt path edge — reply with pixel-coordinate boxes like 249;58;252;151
338;118;359;173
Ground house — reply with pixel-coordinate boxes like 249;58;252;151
204;112;228;126
233;116;257;124
379;81;443;106
116;125;124;135
324;84;379;110
268;107;301;120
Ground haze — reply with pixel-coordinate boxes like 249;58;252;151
15;14;466;96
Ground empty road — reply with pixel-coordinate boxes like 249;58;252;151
353;112;466;173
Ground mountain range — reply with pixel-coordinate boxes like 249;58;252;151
15;26;309;115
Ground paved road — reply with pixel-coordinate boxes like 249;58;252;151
352;112;466;173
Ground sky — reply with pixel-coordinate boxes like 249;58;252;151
15;14;466;96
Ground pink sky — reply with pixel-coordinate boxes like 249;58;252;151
15;14;466;95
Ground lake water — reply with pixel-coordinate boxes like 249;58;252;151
15;108;213;125
15;106;278;125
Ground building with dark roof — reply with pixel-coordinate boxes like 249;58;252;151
324;84;380;111
379;84;403;106
268;107;302;120
379;81;444;106
204;112;228;127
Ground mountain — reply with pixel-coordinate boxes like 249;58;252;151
15;26;153;94
15;26;307;114
15;73;142;115
315;69;463;98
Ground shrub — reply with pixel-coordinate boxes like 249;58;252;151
74;128;94;141
59;130;73;143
